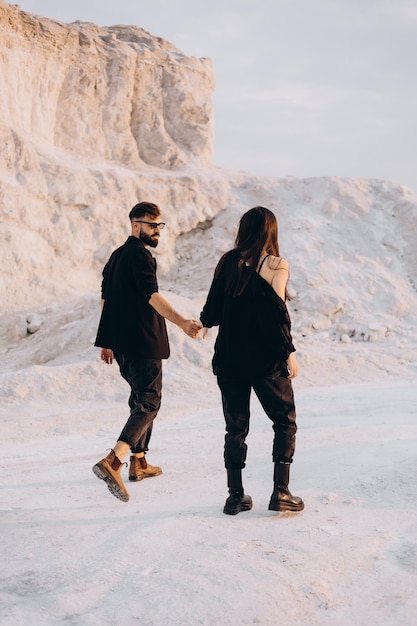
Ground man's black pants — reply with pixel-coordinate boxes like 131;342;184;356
217;362;297;469
114;352;162;452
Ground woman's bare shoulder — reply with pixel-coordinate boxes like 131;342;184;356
267;255;289;271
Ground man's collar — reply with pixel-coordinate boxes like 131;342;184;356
127;235;145;247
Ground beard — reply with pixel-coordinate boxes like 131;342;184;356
140;231;159;248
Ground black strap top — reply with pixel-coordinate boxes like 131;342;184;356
257;254;270;273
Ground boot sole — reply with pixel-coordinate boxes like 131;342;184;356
129;470;163;482
223;501;253;515
268;500;304;512
92;463;130;502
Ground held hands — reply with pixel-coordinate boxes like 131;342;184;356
100;348;114;365
182;319;203;338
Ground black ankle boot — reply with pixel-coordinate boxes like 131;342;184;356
223;468;253;515
268;460;304;512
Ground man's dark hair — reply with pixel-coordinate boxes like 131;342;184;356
129;202;160;221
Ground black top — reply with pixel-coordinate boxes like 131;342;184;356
200;249;295;377
95;236;170;359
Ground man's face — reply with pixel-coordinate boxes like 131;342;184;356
132;215;163;248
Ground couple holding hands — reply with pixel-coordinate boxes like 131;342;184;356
93;202;303;515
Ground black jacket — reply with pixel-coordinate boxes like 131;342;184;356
200;250;295;377
95;236;170;359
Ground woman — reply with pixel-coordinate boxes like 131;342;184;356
200;206;304;515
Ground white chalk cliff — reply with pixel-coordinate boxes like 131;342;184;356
1;1;417;388
0;1;220;311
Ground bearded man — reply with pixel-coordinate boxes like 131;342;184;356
93;201;201;502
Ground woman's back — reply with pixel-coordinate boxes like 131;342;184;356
257;254;289;302
200;250;295;377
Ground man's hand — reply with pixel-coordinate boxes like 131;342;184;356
149;293;202;338
100;348;114;364
286;352;298;379
181;319;202;338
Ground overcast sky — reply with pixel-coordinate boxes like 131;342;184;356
10;0;417;192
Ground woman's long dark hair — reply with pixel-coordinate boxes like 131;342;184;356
226;206;282;297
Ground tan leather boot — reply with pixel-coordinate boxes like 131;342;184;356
129;455;162;481
92;450;130;502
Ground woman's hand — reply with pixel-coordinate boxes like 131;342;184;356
286;352;299;379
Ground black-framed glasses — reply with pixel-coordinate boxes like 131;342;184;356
132;220;166;230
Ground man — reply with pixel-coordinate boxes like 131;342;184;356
93;201;201;502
